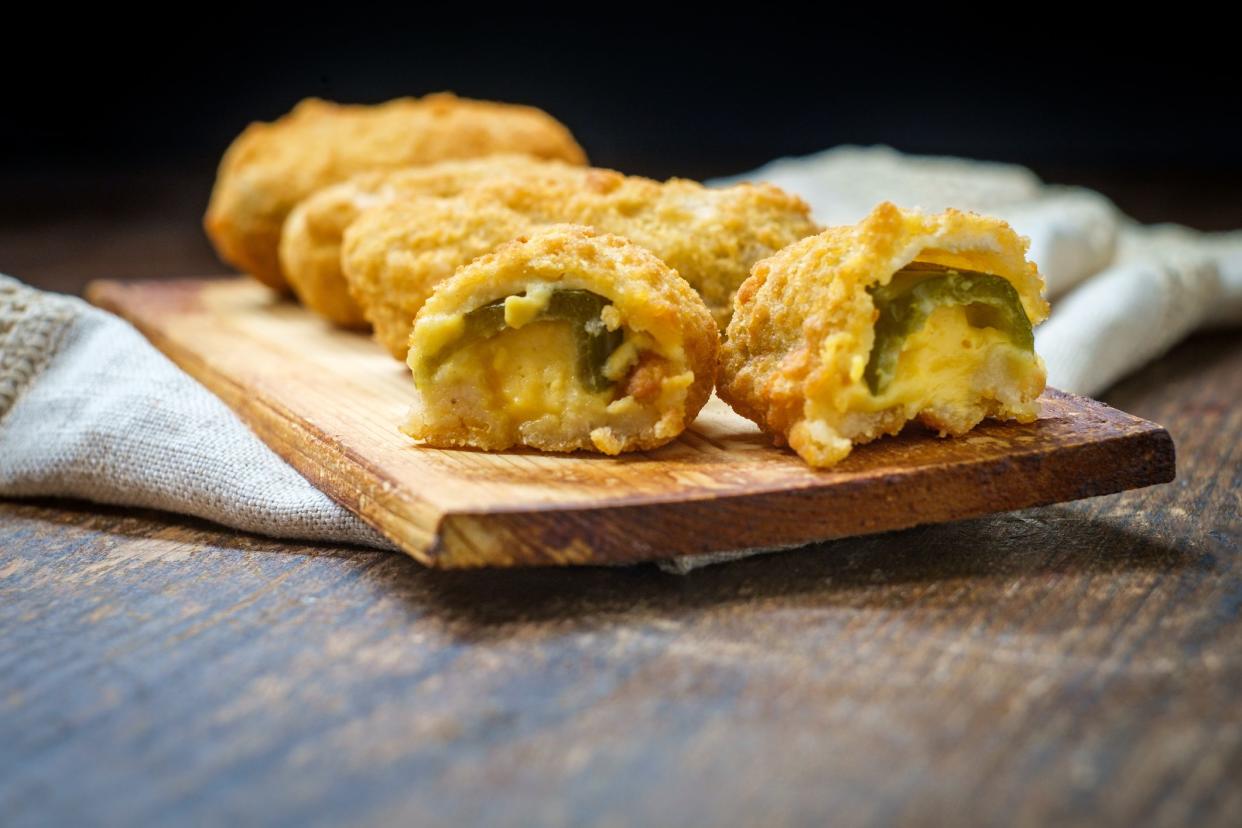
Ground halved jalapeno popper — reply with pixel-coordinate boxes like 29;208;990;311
719;202;1049;468
279;156;589;327
342;171;817;358
403;225;718;455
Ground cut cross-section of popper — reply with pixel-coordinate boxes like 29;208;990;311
719;202;1049;469
403;225;719;455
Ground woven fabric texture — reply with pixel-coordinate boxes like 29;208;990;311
0;274;394;550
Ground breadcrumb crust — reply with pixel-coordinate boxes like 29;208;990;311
204;93;587;291
279;156;587;327
343;170;817;358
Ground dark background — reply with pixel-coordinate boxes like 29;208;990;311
3;18;1239;289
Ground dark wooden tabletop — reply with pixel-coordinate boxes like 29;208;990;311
2;169;1240;827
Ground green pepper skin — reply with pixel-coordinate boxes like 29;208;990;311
430;289;625;392
865;263;1035;396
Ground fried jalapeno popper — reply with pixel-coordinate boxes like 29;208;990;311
403;225;718;455
719;203;1049;469
342;171;817;358
279;156;584;327
204;94;587;291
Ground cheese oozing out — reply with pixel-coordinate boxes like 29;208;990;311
860;303;1039;418
405;285;695;453
806;262;1044;450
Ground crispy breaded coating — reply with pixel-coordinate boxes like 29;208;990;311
719;202;1049;468
552;175;819;325
203;93;587;291
404;225;718;454
342;196;539;351
279;156;587;327
342;169;818;358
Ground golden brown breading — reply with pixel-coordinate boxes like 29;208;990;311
342;169;817;358
342;196;539;351
203;93;587;291
278;156;587;327
404;224;718;454
719;202;1049;468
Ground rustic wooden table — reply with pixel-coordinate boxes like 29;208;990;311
2;169;1240;826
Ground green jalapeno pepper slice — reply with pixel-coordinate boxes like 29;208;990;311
864;262;1034;396
428;289;625;392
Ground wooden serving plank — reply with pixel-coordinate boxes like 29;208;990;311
87;277;1175;568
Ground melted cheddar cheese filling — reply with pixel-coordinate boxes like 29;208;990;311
803;304;1044;461
861;305;1039;417
431;320;613;432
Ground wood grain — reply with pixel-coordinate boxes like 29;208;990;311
86;277;1175;569
2;328;1239;827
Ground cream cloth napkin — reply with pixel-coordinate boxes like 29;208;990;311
713;146;1242;396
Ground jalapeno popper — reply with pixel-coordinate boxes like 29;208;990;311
343;171;817;358
404;225;718;454
719;202;1048;468
204;93;587;292
279;156;585;327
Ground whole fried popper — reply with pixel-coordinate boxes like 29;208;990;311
342;170;818;358
279;156;588;328
404;225;718;455
719;202;1049;469
204;93;587;291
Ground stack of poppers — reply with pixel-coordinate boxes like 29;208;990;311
205;93;1047;468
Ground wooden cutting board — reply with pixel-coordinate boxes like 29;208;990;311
87;277;1175;568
